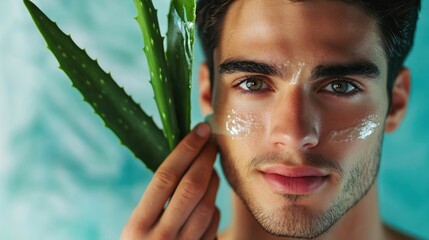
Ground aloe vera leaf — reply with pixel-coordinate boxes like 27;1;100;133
133;0;180;150
24;0;169;171
166;0;196;139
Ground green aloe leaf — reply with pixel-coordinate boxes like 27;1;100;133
24;0;169;171
133;0;181;150
166;0;196;139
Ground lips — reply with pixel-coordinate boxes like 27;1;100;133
260;165;329;195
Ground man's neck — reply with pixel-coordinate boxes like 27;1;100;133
220;184;387;240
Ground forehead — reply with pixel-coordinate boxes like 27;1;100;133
215;0;386;68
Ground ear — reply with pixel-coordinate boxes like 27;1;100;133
198;63;213;115
384;68;411;132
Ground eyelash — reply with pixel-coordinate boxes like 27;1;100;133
232;76;271;95
319;79;363;98
232;77;363;98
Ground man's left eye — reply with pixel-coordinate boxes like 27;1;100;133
322;80;359;94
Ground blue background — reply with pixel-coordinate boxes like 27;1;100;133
0;0;428;239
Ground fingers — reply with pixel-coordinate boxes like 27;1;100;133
158;137;218;235
201;207;220;240
125;123;212;232
177;170;220;239
121;123;221;240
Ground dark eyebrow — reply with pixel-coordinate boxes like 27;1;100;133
312;62;380;80
219;60;281;76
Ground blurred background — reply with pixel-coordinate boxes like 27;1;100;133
0;0;428;239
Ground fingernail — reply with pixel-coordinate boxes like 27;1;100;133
196;123;210;137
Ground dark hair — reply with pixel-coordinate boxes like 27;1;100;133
196;0;421;95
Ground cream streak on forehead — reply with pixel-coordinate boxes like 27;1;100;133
219;0;383;62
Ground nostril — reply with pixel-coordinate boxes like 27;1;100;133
301;135;319;149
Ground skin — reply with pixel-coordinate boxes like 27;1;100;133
122;0;411;239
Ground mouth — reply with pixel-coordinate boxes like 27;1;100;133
259;165;329;195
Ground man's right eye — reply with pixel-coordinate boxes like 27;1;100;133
234;77;268;94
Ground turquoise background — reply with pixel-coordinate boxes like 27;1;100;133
0;0;428;239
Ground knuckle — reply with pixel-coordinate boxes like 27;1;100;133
198;202;215;218
181;179;205;200
153;228;174;240
180;139;199;153
153;170;178;191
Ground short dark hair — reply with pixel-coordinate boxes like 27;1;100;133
196;0;421;95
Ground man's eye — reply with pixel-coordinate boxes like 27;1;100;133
323;80;359;95
237;77;266;92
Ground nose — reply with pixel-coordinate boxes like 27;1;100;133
267;86;319;150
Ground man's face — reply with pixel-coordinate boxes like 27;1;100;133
209;0;390;238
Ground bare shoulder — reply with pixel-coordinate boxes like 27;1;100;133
384;224;417;240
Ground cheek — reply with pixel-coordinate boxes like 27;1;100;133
210;107;268;161
211;81;270;146
325;114;383;144
316;108;385;168
316;92;387;143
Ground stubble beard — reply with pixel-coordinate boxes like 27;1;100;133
218;136;382;239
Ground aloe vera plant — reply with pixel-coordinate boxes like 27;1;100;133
24;0;196;172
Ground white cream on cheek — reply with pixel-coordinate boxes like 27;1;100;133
206;109;263;139
329;114;382;143
207;111;382;145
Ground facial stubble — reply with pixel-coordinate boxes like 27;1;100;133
217;134;382;239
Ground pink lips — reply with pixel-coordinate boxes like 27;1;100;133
260;165;328;195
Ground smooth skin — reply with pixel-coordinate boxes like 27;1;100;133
122;0;412;239
121;123;220;240
198;1;411;239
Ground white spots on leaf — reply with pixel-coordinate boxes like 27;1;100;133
85;80;91;86
62;52;67;58
82;63;87;68
100;79;105;84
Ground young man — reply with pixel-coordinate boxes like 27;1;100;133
121;0;421;239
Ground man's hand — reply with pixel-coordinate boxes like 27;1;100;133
121;123;220;240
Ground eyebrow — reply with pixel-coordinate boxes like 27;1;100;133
219;59;281;76
311;62;381;80
219;59;381;80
